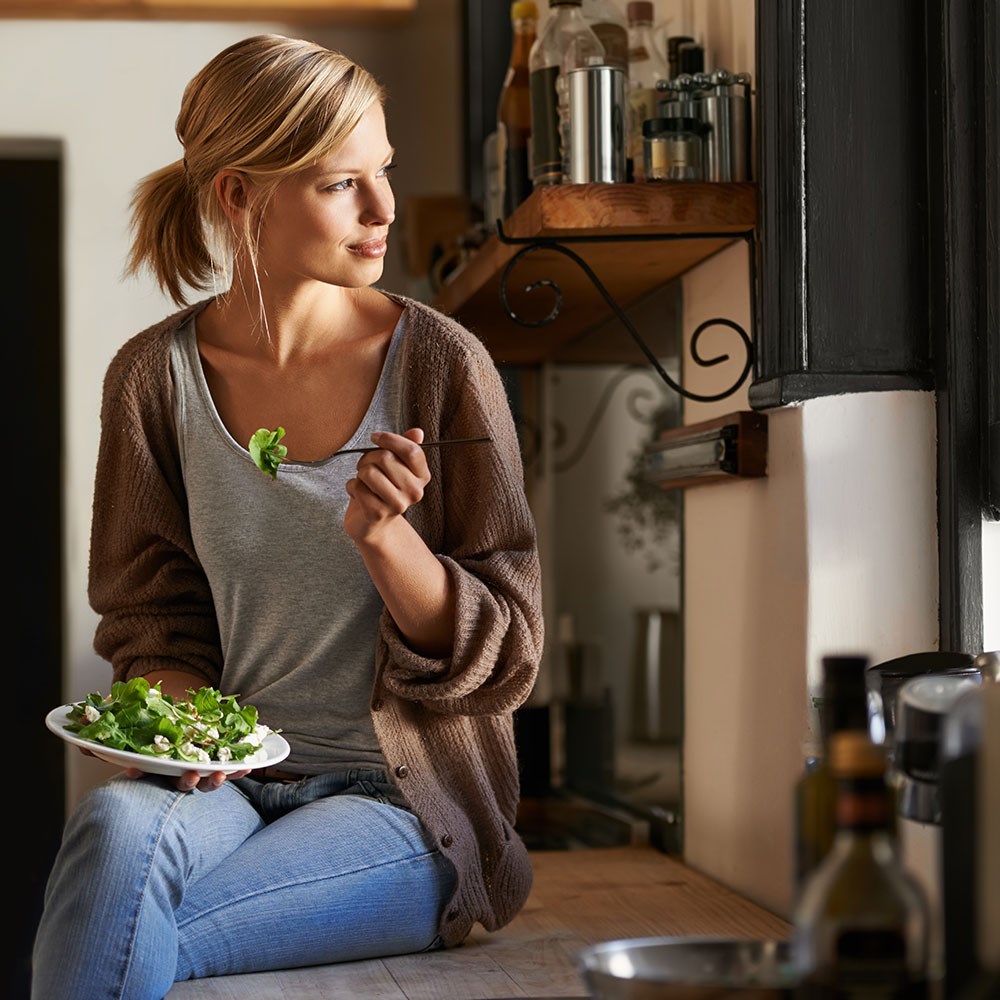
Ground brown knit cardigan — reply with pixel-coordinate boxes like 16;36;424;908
87;293;544;947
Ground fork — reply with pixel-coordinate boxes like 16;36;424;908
331;436;493;457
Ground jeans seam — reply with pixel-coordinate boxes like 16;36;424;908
115;789;189;1000
175;850;441;931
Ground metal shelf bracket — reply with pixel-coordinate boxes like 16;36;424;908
495;219;757;404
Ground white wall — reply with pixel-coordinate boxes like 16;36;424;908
678;242;940;916
0;4;462;809
985;520;1000;651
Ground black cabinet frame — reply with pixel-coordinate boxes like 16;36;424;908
753;0;997;653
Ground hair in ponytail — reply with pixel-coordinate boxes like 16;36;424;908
126;35;385;306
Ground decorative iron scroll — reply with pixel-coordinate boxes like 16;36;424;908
495;221;756;404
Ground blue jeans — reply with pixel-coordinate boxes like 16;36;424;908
31;769;457;1000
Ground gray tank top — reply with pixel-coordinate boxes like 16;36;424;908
170;310;407;774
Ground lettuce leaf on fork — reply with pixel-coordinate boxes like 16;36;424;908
248;426;287;479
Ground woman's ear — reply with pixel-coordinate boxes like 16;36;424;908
214;170;253;226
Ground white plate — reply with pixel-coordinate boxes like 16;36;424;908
45;704;291;777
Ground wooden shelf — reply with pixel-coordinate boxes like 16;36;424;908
0;0;415;24
433;181;757;367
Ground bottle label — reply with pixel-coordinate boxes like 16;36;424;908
503;144;531;216
628;86;658;175
799;929;928;999
529;65;561;184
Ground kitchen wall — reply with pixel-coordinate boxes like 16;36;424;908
3;0;994;925
679;241;940;913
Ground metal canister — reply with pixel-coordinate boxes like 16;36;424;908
655;73;700;119
563;64;627;184
692;69;752;182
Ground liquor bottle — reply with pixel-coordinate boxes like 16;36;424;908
794;654;870;894
497;0;538;220
528;0;605;187
793;731;930;999
625;0;668;180
581;0;628;72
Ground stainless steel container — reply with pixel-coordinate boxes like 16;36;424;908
693;69;752;182
563;64;627;184
579;937;798;999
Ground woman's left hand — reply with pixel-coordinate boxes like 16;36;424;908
121;765;251;793
344;428;431;543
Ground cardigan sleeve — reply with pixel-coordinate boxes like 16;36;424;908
377;321;544;716
88;324;223;688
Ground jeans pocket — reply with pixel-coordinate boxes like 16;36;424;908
354;778;391;805
354;776;412;812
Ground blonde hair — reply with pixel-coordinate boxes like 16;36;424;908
126;35;385;305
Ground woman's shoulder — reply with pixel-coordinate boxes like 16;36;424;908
105;300;208;385
385;292;497;371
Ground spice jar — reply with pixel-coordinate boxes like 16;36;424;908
642;116;707;181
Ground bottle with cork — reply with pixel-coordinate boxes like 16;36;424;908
625;0;668;181
497;0;538;220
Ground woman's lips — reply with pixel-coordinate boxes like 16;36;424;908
347;238;387;259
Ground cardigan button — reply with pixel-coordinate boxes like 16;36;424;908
441;833;454;848
394;764;409;779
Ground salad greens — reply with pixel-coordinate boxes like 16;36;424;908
65;677;277;765
248;426;287;479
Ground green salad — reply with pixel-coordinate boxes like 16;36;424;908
65;677;277;765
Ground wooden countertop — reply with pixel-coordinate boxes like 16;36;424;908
167;845;791;999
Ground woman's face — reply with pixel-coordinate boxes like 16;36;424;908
254;102;396;291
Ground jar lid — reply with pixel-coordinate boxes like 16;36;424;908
512;0;537;17
643;117;704;137
626;1;654;23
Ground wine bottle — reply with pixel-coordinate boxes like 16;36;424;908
794;653;870;894
793;731;930;999
497;1;538;220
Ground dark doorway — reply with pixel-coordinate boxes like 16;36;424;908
3;142;65;999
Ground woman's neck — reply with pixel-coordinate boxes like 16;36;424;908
205;280;373;366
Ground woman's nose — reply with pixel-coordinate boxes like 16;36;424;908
362;182;395;227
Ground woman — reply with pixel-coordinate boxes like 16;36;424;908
32;34;543;999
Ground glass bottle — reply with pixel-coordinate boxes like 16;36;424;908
625;0;668;180
497;0;538;220
793;731;930;999
580;0;628;72
794;654;870;895
528;0;605;187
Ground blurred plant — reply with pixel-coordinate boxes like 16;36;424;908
603;402;681;573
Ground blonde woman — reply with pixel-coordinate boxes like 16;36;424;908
32;35;543;999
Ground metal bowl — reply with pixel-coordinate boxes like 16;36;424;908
578;936;798;999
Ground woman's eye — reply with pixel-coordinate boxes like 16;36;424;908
378;162;398;179
326;178;355;192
